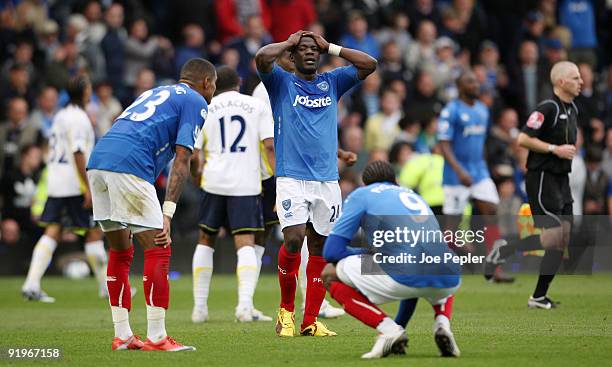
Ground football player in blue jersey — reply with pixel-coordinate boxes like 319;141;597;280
321;161;461;359
437;71;514;283
87;58;216;351
255;31;376;337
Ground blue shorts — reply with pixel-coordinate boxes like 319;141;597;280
198;191;264;235
262;177;279;226
39;196;94;230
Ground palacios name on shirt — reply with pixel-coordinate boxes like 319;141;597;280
292;95;332;108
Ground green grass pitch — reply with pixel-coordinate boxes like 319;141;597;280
1;274;610;366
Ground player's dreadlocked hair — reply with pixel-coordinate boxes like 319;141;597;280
67;74;91;108
362;160;397;186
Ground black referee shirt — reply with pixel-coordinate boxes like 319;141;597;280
521;94;578;174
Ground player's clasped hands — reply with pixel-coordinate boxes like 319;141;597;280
553;144;576;160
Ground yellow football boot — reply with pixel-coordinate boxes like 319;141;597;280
275;308;295;337
300;320;337;336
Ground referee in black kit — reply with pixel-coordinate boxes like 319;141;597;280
516;61;582;309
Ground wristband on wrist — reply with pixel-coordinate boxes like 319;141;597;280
328;43;342;56
547;144;557;154
162;201;176;218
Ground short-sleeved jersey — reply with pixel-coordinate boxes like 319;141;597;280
251;82;275;181
88;83;208;184
437;99;491;185
194;90;274;196
331;182;460;289
258;65;361;181
522;95;578;174
47;105;95;198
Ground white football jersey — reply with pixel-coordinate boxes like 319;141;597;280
195;90;274;196
47;105;95;197
251;82;275;181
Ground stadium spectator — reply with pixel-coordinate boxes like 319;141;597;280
341;125;367;175
100;3;127;99
82;0;106;44
44;41;88;90
374;12;412;57
509;40;548;121
175;24;207;78
431;36;461;102
0;144;43;241
405;20;437;73
36;20;61;65
215;0;271;44
0;64;35;120
486;108;520;181
558;0;598;68
406;70;443;124
127;68;156;106
94;82;122;137
0;98;41;180
267;0;316;42
365;89;403;155
575;63;605;139
388;140;416;174
415;116;439;153
519;11;546;54
225;15;272;89
407;0;442;35
378;41;406;83
340;11;381;60
1;40;37;86
123;19;168;88
349;71;382;125
28;86;59;139
603;128;612;176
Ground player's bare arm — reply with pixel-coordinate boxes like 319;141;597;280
255;30;311;73
338;149;357;166
439;140;472;186
263;138;275;175
517;132;576;160
312;34;377;80
190;148;203;185
155;145;192;246
73;151;91;208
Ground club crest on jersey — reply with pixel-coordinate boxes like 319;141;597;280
316;81;329;91
200;109;208;120
526;111;544;130
282;199;291;211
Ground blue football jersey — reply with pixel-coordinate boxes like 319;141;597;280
258;65;361;181
331;183;461;289
88;84;208;184
437;99;491;186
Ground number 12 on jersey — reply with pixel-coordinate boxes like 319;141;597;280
218;115;246;153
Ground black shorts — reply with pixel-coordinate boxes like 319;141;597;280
261;177;279;226
198;190;264;235
525;171;573;229
39;196;94;229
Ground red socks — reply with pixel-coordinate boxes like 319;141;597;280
143;246;171;309
329;281;386;329
277;244;300;312
433;294;454;320
107;246;134;310
302;255;326;328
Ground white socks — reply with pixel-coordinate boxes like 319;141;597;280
146;305;167;343
376;317;401;334
23;235;57;291
254;244;265;281
192;244;214;310
236;246;258;310
85;240;108;293
111;306;133;340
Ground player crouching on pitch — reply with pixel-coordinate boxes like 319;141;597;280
321;161;461;359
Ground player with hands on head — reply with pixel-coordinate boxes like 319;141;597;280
255;30;376;337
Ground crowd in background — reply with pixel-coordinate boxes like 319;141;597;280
1;0;612;270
